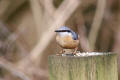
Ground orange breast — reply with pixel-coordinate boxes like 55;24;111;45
56;35;79;49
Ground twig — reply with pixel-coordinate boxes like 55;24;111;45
78;25;90;51
0;0;26;21
30;0;44;35
0;58;31;80
44;0;56;15
112;5;120;53
0;22;29;56
88;0;106;51
76;13;90;51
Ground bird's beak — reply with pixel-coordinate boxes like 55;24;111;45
55;30;60;32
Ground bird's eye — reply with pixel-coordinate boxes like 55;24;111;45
67;30;71;32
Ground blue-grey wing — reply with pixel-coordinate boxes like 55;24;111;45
71;31;78;40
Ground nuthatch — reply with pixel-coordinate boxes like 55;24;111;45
55;26;80;55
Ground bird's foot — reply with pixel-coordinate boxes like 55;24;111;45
72;47;78;55
72;52;77;56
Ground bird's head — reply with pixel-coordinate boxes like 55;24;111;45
55;26;72;36
55;26;78;40
55;26;71;33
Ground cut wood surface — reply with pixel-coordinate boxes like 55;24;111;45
49;52;118;80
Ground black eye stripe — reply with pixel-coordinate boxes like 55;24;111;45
55;30;71;32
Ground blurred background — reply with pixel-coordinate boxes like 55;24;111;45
0;0;119;80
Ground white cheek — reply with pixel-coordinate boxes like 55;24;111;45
59;32;72;37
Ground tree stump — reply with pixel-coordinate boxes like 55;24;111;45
48;52;118;80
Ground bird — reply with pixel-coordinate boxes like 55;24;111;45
55;26;80;55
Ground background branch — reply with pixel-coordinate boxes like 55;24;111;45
0;58;31;80
44;0;56;15
30;0;44;36
88;0;106;51
0;0;26;21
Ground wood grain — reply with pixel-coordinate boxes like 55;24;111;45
48;52;118;80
